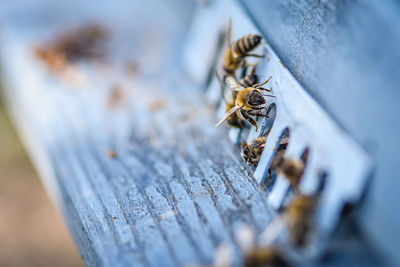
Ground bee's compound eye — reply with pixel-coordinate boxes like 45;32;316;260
241;144;250;161
242;145;250;156
254;35;262;44
249;91;266;106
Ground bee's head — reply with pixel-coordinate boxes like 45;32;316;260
248;90;266;106
241;143;251;163
241;143;259;166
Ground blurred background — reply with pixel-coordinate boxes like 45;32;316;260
0;91;83;266
0;1;194;266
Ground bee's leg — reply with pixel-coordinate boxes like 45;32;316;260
242;111;258;131
259;87;273;92
265;105;274;117
248;117;258;131
253;113;270;119
246;53;265;58
251;105;273;115
240;58;249;69
248;110;270;119
248;107;271;118
249;106;268;111
250;63;258;75
253;107;263;110
240;60;248;79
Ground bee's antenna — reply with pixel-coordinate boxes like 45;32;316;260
259;86;273;92
255;76;272;88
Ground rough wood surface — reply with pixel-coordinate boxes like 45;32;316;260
0;1;274;266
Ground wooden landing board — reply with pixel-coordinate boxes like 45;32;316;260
0;1;272;266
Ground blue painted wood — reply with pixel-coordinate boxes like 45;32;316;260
240;0;400;264
0;0;388;266
0;1;274;266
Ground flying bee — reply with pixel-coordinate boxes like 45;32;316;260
285;194;318;247
241;136;267;167
223;20;265;76
215;75;274;131
270;152;305;188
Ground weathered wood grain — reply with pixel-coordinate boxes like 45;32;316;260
0;1;274;265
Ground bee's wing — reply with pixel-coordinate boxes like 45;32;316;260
215;105;243;127
225;76;244;92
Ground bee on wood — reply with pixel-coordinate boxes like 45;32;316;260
270;147;309;188
223;20;264;76
223;102;248;128
263;135;289;188
260;194;319;248
244;246;289;267
215;75;274;131
217;71;247;129
285;194;318;247
238;62;259;88
241;136;267;167
239;72;258;88
216;65;260;129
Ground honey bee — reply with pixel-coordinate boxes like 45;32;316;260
241;136;267;167
239;73;258;88
216;64;260;129
270;153;305;188
244;246;289;267
216;71;247;129
264;136;289;186
285;194;318;246
215;75;274;131
223;20;264;76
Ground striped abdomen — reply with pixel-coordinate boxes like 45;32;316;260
240;74;258;87
233;34;262;57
